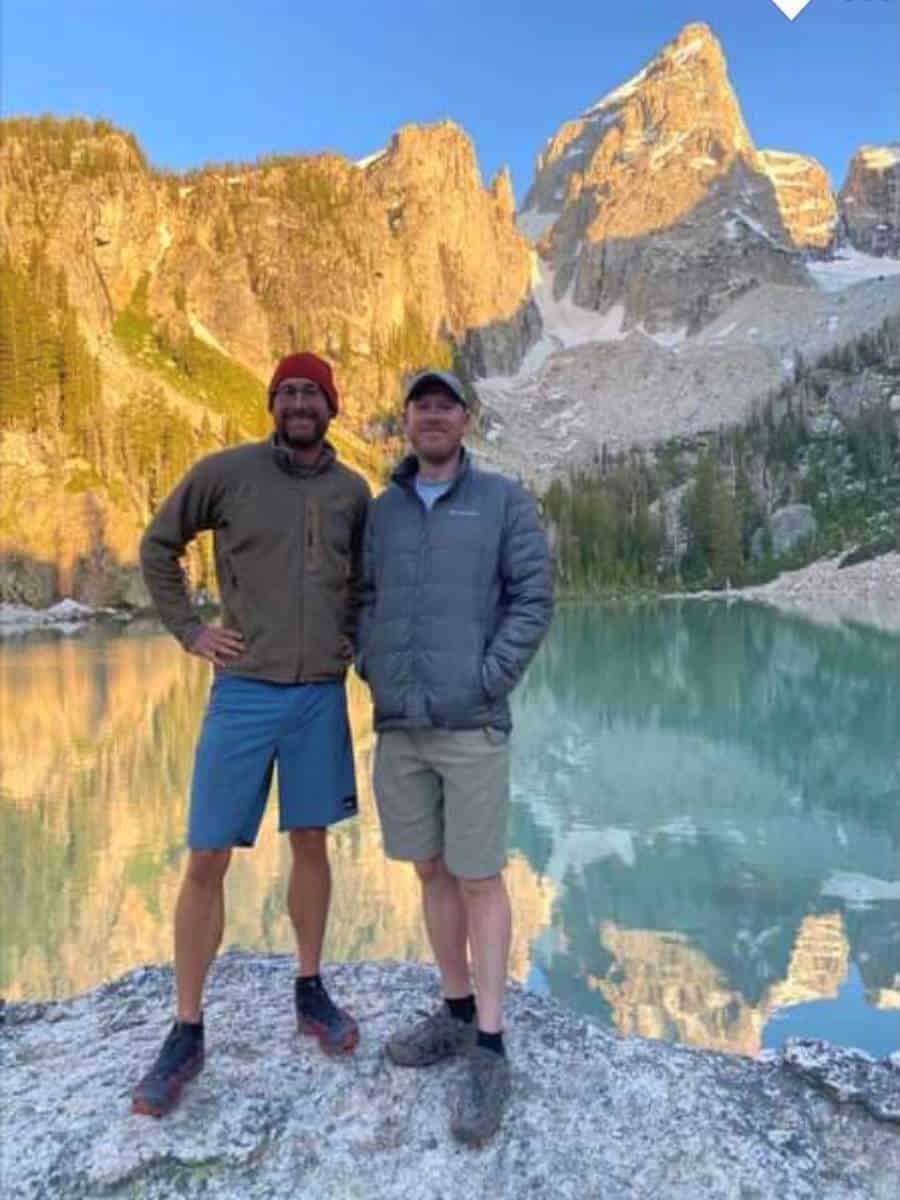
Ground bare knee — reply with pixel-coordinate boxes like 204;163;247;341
414;856;449;887
184;848;231;890
458;872;504;902
289;827;327;866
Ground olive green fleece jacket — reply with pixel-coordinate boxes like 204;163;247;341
140;437;371;683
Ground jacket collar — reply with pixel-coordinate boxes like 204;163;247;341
271;435;337;477
391;446;471;492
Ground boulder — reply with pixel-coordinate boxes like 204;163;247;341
770;504;818;559
0;553;59;607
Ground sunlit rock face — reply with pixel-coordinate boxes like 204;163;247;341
0;130;159;335
839;144;900;257
0;116;538;603
0;120;536;395
519;23;811;335
757;151;837;253
0;429;152;607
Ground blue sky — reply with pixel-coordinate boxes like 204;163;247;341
2;1;896;199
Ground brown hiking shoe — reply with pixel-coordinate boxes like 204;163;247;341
386;1005;476;1067
450;1046;511;1145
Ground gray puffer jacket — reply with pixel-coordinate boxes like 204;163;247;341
357;450;553;731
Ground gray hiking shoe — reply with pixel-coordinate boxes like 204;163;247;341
386;1005;476;1067
450;1046;512;1145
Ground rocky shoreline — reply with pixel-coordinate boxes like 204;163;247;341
659;551;900;633
0;597;107;637
739;551;900;633
2;551;898;642
3;955;899;1199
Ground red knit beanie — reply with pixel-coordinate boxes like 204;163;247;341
268;352;339;414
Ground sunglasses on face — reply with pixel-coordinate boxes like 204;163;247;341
274;383;325;401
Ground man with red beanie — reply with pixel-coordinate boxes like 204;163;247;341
135;351;371;1116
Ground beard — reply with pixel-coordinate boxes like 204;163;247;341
276;409;329;449
411;430;462;466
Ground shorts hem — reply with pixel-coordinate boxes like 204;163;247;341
280;807;359;833
383;843;443;864
444;855;508;880
186;836;254;851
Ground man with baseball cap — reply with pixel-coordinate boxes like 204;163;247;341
357;367;553;1144
134;351;371;1116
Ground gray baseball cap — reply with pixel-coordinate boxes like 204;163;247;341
403;368;469;408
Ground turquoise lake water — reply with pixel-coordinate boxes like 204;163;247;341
2;602;897;1058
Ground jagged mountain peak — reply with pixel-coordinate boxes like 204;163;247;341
490;165;516;218
839;143;900;258
519;22;816;336
524;21;752;229
377;119;480;171
853;143;900;171
579;22;732;119
756;150;837;252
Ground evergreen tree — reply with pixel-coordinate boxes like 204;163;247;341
681;453;717;580
709;481;743;586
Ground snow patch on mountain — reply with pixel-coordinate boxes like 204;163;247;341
474;274;900;484
671;34;707;65
858;145;900;172
354;148;387;169
517;267;630;369
807;248;900;293
759;151;814;178
650;131;690;170
187;310;229;355
517;209;558;243
582;65;652;118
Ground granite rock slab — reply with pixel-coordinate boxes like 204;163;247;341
3;954;898;1199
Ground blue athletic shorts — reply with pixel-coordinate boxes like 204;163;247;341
188;675;358;850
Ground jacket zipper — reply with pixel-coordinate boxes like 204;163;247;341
297;490;308;680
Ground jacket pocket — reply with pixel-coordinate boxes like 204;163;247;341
326;500;354;555
428;652;489;722
314;500;355;585
366;651;407;719
219;555;247;636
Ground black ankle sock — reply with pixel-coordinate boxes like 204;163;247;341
445;994;476;1023
476;1029;505;1056
177;1017;204;1035
296;974;323;991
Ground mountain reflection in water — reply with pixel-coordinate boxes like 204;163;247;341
1;603;897;1057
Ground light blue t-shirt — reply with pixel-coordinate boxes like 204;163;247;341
414;478;451;511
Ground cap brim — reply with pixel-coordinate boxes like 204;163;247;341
404;371;468;406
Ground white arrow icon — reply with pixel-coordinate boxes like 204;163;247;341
769;0;815;19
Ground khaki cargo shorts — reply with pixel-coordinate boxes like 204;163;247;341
372;727;511;879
